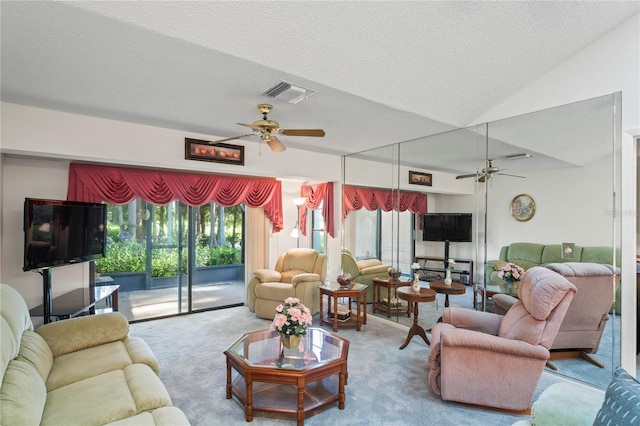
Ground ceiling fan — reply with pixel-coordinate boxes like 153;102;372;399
456;159;526;183
209;104;325;153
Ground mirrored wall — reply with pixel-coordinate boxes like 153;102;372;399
342;93;622;388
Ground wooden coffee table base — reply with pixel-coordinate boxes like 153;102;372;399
397;287;436;349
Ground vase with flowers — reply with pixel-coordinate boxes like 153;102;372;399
271;297;313;351
498;262;525;294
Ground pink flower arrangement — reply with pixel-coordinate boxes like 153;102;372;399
498;262;525;284
271;297;313;336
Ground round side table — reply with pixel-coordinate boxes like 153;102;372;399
396;286;436;349
428;281;466;308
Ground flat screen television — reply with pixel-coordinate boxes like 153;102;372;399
23;198;107;271
422;213;472;242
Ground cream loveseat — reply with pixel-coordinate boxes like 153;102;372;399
0;283;189;426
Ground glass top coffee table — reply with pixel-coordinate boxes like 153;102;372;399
224;327;349;425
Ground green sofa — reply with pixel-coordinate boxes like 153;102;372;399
341;249;390;303
0;283;190;425
485;242;620;312
486;243;618;284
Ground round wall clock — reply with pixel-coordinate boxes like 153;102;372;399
510;194;535;222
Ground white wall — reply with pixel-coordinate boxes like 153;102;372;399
485;156;615;256
1;156;91;307
0;103;343;306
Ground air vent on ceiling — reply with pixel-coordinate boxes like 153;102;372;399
262;81;316;104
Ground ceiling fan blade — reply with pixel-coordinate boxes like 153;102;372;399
280;129;326;137
237;122;263;132
265;136;287;153
209;133;255;144
497;173;526;179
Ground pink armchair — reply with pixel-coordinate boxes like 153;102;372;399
493;262;617;369
428;267;576;411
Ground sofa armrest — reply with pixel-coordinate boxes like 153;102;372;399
441;328;550;360
36;312;129;357
253;269;282;283
442;307;503;335
492;294;519;315
486;259;507;274
124;336;161;375
359;264;389;275
291;273;321;285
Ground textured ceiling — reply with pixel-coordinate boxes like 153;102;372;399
1;1;638;169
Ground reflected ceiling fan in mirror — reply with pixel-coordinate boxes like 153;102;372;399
209;104;325;153
456;158;527;183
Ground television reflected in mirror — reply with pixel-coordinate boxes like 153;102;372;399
422;213;472;242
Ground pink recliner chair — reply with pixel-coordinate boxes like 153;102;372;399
428;267;577;412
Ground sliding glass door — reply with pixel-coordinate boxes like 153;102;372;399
97;198;245;321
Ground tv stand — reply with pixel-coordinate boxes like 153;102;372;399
32;266;118;324
413;256;474;286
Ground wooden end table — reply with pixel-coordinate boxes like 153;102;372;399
371;277;411;318
319;283;367;332
396;286;436;349
428;281;466;308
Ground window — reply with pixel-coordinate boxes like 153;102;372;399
353;208;413;270
311;203;325;253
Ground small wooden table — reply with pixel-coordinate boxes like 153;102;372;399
428;281;466;308
371;277;411;318
319;283;367;332
396;286;436;349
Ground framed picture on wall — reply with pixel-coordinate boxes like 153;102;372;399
409;171;432;186
510;194;536;222
185;138;244;166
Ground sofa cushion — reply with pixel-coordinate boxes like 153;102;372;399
282;249;318;272
506;243;545;270
255;281;294;301
105;407;190;426
540;244;584;265
41;364;172;426
593;367;640;425
0;359;47;425
581;246;618;265
45;340;134;391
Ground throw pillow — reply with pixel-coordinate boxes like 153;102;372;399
593;367;640;425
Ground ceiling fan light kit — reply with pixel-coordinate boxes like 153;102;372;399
208;104;325;153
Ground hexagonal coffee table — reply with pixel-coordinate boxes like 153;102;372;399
224;327;349;425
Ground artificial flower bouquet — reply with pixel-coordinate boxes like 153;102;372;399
271;297;313;337
498;262;525;284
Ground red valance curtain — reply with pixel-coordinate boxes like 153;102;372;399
299;182;335;238
342;185;428;220
67;163;284;232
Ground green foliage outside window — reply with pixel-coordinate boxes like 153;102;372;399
95;240;241;277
